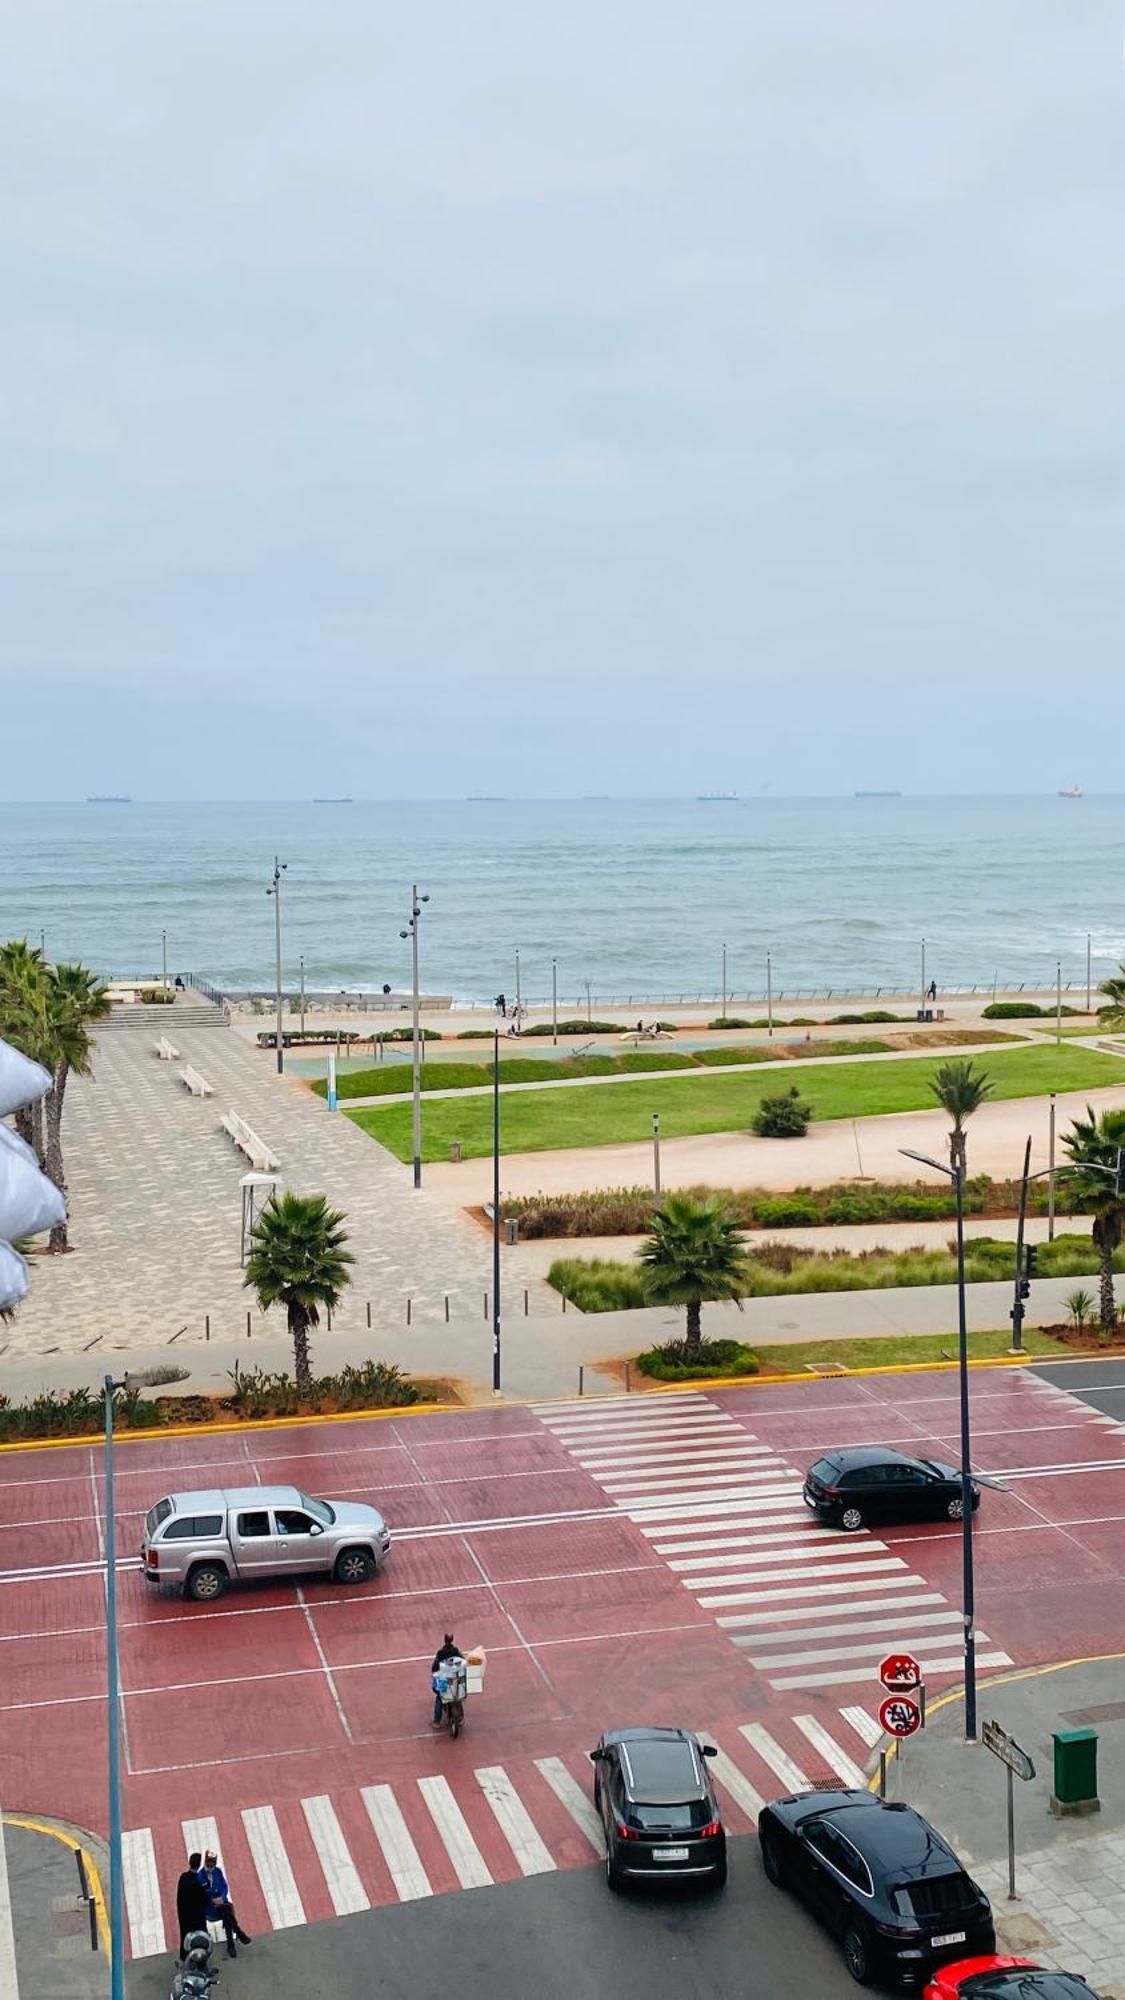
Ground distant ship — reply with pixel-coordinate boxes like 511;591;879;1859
87;794;131;803
855;790;902;798
466;795;507;801
313;796;352;803
1058;784;1082;799
697;790;739;801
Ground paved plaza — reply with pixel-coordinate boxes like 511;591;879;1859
7;1007;553;1359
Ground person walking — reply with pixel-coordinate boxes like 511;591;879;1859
928;979;937;1002
495;993;507;1019
176;1852;208;1960
198;1848;251;1959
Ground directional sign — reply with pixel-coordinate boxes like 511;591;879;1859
983;1719;1035;1783
879;1652;922;1694
879;1695;922;1739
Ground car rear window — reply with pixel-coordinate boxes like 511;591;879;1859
807;1459;839;1485
631;1801;710;1832
890;1871;976;1919
145;1499;172;1538
961;1978;1091;2000
624;1741;701;1801
162;1515;224;1541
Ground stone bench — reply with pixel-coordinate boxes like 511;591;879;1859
178;1065;214;1099
220;1110;280;1172
154;1036;181;1061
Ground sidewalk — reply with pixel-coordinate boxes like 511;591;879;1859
0;1813;107;2000
884;1657;1125;1995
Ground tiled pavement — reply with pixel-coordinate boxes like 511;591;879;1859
9;1017;550;1355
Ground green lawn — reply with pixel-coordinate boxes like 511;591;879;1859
749;1328;1071;1371
348;1041;1125;1163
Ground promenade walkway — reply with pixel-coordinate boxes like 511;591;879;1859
6;1023;552;1359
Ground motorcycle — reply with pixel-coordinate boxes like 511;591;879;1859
433;1654;469;1738
171;1931;220;1999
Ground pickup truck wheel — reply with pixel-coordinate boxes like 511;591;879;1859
335;1548;375;1585
186;1564;227;1602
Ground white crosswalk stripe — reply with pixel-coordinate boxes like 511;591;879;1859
418;1776;493;1889
534;1757;606;1854
706;1745;765;1820
538;1388;1010;1692
301;1795;369;1914
243;1804;306;1929
840;1705;885;1748
122;1828;165;1957
475;1767;556;1876
362;1783;432;1900
740;1723;811;1794
792;1716;869;1789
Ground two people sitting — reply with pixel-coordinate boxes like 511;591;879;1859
176;1847;251;1961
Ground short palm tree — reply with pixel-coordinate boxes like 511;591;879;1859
244;1192;353;1390
41;963;110;1252
1099;964;1125;1030
637;1193;746;1360
929;1059;994;1177
1062;1106;1125;1334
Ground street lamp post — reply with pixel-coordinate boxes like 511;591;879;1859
161;928;168;1003
766;950;774;1039
1056;960;1062;1046
299;955;306;1035
551;957;558;1047
515;949;521;1023
584;978;592;1025
266;857;287;1074
1087;933;1093;1016
899;1145;977;1741
492;1027;501;1394
920;937;927;1020
103;1373;127;2000
652;1113;661;1198
721;943;727;1022
400;886;429;1189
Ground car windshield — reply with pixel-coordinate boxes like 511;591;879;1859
961;1979;1093;2000
298;1493;335;1526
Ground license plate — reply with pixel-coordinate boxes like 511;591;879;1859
653;1847;690;1862
932;1932;966;1949
802;1491;816;1507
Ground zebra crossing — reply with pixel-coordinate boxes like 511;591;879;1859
121;1709;884;1957
534;1391;1011;1692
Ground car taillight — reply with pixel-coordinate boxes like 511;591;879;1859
147;1550;158;1567
698;1820;722;1839
615;1822;637;1840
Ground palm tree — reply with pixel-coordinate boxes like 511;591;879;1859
243;1192;353;1390
929;1058;994;1177
1099;964;1125;1029
0;941;50;1158
1062;1105;1125;1334
41;964;110;1252
637;1192;746;1361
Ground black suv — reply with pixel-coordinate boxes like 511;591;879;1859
590;1727;727;1890
758;1789;994;1988
804;1448;980;1532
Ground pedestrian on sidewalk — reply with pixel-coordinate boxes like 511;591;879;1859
928;979;937;1002
176;1851;207;1959
495;993;507;1018
198;1848;251;1959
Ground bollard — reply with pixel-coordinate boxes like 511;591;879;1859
444;1294;450;1322
327;1306;332;1332
524;1289;529;1316
407;1297;412;1326
366;1301;371;1329
579;1365;585;1396
562;1293;567;1313
484;1292;488;1320
625;1361;631;1393
246;1310;252;1339
879;1749;887;1799
205;1314;211;1343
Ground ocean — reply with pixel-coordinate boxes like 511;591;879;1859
0;796;1121;1006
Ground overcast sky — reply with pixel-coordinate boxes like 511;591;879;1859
2;3;1123;798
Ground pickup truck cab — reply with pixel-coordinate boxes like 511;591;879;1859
141;1484;391;1600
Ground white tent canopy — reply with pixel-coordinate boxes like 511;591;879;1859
0;1033;64;1311
0;1038;51;1118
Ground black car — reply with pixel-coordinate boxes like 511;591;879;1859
758;1790;994;1989
590;1727;727;1890
804;1448;981;1532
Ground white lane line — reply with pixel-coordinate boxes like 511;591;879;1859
654;1527;844;1557
840;1706;884;1748
793;1716;868;1789
770;1651;1012;1691
361;1785;432;1901
717;1591;945;1630
301;1796;369;1915
695;1558;909;1602
295;1588;353;1742
741;1629;984;1670
734;1608;964;1650
534;1758;605;1855
122;1827;166;1957
740;1724;811;1795
706;1745;765;1821
181;1815;221;1862
475;1768;556;1876
704;1568;924;1616
0;1811;18;2000
673;1539;890;1576
243;1804;306;1929
417;1776;493;1889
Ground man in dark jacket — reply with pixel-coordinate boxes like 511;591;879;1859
431;1633;462;1724
176;1852;207;1959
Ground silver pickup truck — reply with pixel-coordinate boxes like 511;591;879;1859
141;1484;391;1600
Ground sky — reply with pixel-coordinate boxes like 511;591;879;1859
2;2;1123;799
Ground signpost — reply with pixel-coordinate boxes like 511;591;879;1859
876;1652;926;1795
982;1719;1036;1900
879;1695;922;1739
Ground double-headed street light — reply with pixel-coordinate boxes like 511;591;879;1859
103;1373;128;2000
266;857;287;1073
400;886;429;1188
899;1145;977;1741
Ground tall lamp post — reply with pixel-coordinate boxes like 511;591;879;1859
400;885;429;1189
103;1373;128;2000
899;1145;977;1741
299;954;306;1035
551;957;558;1047
721;942;727;1021
492;1026;502;1394
266;857;287;1074
161;928;168;1003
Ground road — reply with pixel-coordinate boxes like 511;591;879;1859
3;1359;1125;1977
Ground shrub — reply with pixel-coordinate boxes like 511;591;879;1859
752;1087;813;1138
752;1192;822;1227
982;1001;1045;1019
137;986;174;1004
708;1016;755;1029
636;1337;759;1381
829;1010;901;1024
615;1050;696;1072
524;1018;620;1035
547;1258;647;1311
1066;1287;1094;1331
383;1025;441;1041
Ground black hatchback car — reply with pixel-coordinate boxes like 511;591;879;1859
804;1448;981;1532
590;1727;727;1890
758;1790;994;1988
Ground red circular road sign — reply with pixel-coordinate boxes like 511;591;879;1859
879;1695;922;1739
879;1652;922;1693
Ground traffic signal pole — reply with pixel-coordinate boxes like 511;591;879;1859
1010;1135;1032;1353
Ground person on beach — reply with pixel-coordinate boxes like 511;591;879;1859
176;1851;207;1959
198;1849;251;1959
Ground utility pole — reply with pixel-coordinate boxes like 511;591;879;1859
299;954;306;1035
492;1027;502;1394
104;1375;127;2000
161;928;168;1002
767;950;774;1039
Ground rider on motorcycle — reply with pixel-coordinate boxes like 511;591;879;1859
431;1633;462;1725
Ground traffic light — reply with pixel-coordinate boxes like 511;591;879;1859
1018;1243;1038;1301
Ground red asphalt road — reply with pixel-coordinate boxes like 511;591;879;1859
1;1366;1123;1947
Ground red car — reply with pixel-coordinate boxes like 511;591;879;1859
924;1957;1099;1999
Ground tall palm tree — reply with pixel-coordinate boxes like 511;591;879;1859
1099;964;1125;1030
41;963;110;1252
1062;1105;1125;1334
0;941;50;1158
637;1192;746;1361
929;1058;994;1177
243;1192;353;1390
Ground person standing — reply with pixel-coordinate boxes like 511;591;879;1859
198;1849;251;1959
176;1851;207;1959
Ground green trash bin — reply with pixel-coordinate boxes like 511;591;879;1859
1051;1727;1100;1817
